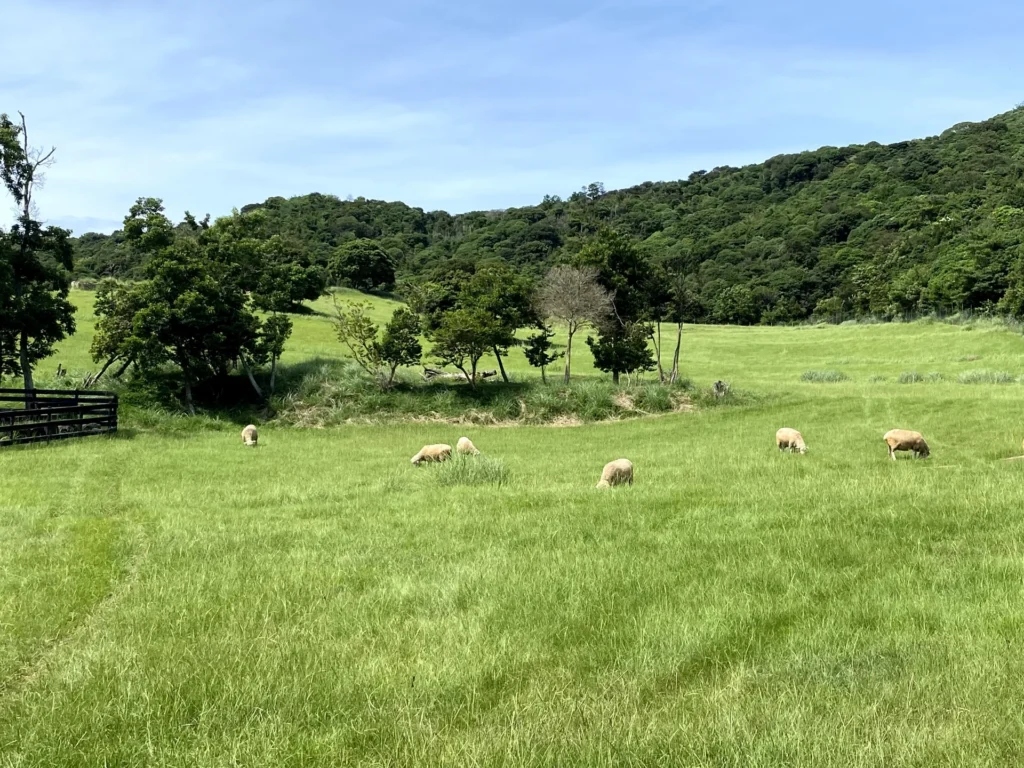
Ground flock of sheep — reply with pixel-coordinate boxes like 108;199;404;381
238;423;933;489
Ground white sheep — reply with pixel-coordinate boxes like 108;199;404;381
410;444;452;465
883;429;929;460
596;458;633;489
241;424;258;447
456;437;481;455
775;427;808;454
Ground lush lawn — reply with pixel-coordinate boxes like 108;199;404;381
4;293;1024;764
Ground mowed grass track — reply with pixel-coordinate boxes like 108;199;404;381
3;294;1024;764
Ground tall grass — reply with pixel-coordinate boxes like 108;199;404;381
957;369;1017;384
801;370;849;382
431;454;511;487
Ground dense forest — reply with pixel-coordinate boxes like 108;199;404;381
74;107;1024;324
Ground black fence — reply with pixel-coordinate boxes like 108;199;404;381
0;388;118;447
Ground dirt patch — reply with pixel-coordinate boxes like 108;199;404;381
612;392;636;410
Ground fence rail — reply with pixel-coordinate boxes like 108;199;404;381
0;388;118;447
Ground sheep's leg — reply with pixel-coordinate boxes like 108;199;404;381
889;447;896;461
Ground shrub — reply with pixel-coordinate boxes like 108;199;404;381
433;454;511;487
926;372;944;382
898;371;923;384
957;370;1017;384
801;370;849;383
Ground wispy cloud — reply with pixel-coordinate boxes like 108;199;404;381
3;0;1023;233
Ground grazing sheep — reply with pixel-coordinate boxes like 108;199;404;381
241;424;258;447
410;444;452;465
883;429;929;460
776;427;808;454
596;458;634;489
456;437;480;455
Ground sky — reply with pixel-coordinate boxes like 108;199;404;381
4;0;1024;234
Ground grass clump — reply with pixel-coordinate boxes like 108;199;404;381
801;370;849;383
432;454;511;487
900;371;945;383
957;370;1017;384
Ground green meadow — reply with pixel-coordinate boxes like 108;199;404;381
3;291;1024;765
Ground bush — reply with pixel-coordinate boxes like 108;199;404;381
957;370;1017;384
432;454;511;487
801;370;849;383
273;360;701;426
898;371;923;384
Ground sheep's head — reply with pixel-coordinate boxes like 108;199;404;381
797;443;808;454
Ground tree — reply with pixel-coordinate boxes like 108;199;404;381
586;321;656;385
333;301;422;389
460;263;536;382
378;308;422;386
92;201;290;414
329;239;395;292
0;113;75;393
536;265;613;383
90;279;152;383
428;308;500;389
333;299;384;378
572;228;655;323
664;273;702;383
523;325;562;383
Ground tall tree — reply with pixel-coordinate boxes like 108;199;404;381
0;113;75;394
536;265;613;383
460;263;536;383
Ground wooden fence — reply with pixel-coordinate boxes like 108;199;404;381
0;388;118;447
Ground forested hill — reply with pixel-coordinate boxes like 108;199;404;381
75;106;1024;323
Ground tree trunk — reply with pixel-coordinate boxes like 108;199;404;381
269;356;278;395
112;358;133;379
540;365;547;384
242;356;264;400
493;345;510;383
654;321;664;382
612;370;620;385
669;322;683;383
19;329;34;395
91;356;116;386
183;378;195;416
563;332;573;384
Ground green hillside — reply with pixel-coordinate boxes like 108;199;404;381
74;107;1024;323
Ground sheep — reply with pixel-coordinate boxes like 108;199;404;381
596;458;633;489
241;424;258;447
456;437;480;455
883;429;929;460
776;427;808;454
410;444;452;465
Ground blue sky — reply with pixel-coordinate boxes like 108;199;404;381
4;0;1023;234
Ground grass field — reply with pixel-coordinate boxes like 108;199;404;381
3;292;1024;765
